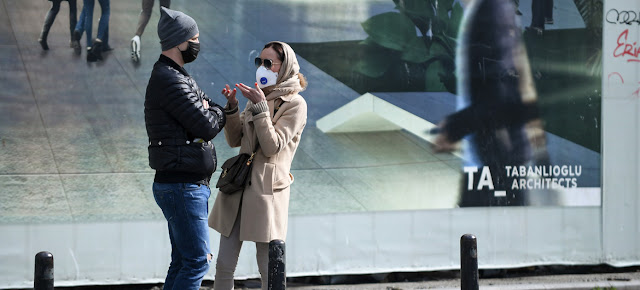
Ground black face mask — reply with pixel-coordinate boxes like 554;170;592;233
181;41;200;63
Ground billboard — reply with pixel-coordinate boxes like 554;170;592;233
0;0;602;225
289;0;602;209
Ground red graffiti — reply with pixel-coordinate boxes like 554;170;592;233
606;73;640;98
608;72;624;85
633;82;640;98
613;29;640;63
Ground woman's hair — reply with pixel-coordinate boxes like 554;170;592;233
263;42;308;89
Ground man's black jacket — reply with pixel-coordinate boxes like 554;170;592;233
144;55;226;185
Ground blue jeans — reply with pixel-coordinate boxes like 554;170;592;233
75;0;110;47
153;182;211;290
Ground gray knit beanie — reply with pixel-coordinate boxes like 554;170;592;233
158;7;199;51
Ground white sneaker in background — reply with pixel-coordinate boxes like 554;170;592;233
131;35;141;62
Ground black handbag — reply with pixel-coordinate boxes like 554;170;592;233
215;151;256;194
216;100;281;194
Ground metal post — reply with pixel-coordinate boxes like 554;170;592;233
460;234;478;290
268;239;286;290
34;251;54;290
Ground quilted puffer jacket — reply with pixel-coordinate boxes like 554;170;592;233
144;55;225;184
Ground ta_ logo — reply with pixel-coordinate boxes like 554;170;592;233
463;166;494;190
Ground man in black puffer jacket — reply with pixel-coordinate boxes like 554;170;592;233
144;7;225;290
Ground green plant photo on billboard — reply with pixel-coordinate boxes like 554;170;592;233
291;0;602;208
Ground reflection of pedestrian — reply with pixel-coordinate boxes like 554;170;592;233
72;0;110;62
145;7;226;289
209;41;308;290
38;0;78;50
529;0;553;34
433;0;548;206
512;0;521;15
131;0;171;62
544;0;553;24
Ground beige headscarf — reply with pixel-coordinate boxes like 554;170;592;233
263;41;304;100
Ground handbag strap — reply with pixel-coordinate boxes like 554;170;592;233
274;98;283;116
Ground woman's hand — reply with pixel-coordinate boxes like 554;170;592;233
236;82;266;104
221;84;238;108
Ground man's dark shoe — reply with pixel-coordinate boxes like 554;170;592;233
86;47;97;62
38;26;50;50
90;38;103;61
38;38;49;50
72;30;81;55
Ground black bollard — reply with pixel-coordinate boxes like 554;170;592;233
268;239;286;290
34;251;54;290
460;234;478;290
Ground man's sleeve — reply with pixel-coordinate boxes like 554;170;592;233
159;78;225;141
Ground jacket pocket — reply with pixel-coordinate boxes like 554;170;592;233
148;146;178;170
273;172;292;192
262;163;275;195
177;143;216;175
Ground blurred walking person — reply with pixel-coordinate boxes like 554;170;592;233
72;0;110;61
38;0;78;50
528;0;554;34
433;0;549;206
131;0;171;62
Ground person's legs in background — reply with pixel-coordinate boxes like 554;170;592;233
103;24;109;50
88;0;109;61
131;0;154;61
512;0;521;15
76;0;94;51
544;0;554;24
39;0;62;50
528;0;545;35
131;0;170;62
96;0;110;47
84;0;94;49
135;0;154;38
67;0;78;48
72;0;87;54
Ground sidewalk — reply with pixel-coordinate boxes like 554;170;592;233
286;272;640;289
52;269;640;290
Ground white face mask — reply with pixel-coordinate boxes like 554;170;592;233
256;66;278;88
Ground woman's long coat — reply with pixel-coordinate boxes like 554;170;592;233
209;92;307;243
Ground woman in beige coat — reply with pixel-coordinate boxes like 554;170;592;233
209;41;308;290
